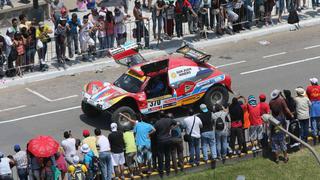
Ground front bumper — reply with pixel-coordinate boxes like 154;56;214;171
82;92;111;110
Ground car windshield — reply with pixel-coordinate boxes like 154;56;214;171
113;73;143;93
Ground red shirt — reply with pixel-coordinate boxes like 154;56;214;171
259;102;270;115
307;85;320;101
247;104;263;126
175;0;191;14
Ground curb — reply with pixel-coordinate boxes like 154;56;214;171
1;17;320;89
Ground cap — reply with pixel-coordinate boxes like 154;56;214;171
38;21;44;27
14;144;21;152
248;95;257;106
72;155;80;164
200;104;208;113
295;87;306;96
83;129;90;136
111;123;118;132
271;89;281;100
259;93;266;101
81;144;90;153
310;77;318;84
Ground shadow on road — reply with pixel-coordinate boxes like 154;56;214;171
79;113;112;131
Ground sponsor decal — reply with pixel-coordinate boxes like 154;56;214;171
148;106;161;112
164;98;176;104
148;100;163;108
163;102;177;108
170;72;177;79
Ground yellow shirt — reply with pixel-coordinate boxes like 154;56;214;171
36;25;52;42
68;164;87;175
82;136;99;157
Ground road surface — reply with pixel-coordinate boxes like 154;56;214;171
1;25;320;156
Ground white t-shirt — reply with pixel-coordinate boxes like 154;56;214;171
61;138;76;158
183;115;203;138
97;135;111;152
0;157;12;175
13;151;28;169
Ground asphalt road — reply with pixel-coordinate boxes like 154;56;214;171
1;25;320;156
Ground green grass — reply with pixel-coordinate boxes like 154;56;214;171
169;146;320;180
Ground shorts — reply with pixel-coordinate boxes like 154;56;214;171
111;152;125;166
125;152;136;168
136;145;152;164
271;133;287;152
249;125;263;141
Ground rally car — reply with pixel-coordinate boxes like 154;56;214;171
81;45;232;130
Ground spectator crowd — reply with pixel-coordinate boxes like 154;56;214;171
1;77;320;180
0;0;318;78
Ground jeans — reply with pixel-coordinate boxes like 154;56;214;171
55;37;66;62
277;0;285;14
230;127;244;152
171;138;184;171
216;131;228;158
299;119;309;142
98;36;106;57
99;151;113;180
201;131;217;161
152;14;163;40
188;13;198;33
311;117;320;137
175;14;183;37
243;0;253;28
157;140;172;175
106;35;115;49
0;174;13;180
135;21;150;48
188;137;200;164
67;33;79;57
17;168;28;180
26;48;36;67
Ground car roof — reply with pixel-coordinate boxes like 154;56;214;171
129;54;209;77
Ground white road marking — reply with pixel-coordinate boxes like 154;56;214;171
304;44;320;50
25;88;78;102
241;56;320;75
26;88;52;101
214;61;247;68
0;106;81;125
0;105;27;113
263;52;287;59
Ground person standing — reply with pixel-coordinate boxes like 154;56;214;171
55;17;68;65
212;104;230;163
50;0;66;28
67;13;81;59
269;89;293;163
95;128;112;180
82;129;99;157
114;8;128;46
25;26;37;72
79;15;94;61
188;0;200;34
61;131;76;165
108;123;125;180
80;144;96;180
151;0;166;42
175;0;193;38
164;0;175;39
306;78;320;145
154;113;177;177
183;109;203;166
36;22;52;71
0;152;13;180
123;128;137;179
12;145;28;180
105;11;115;50
198;104;217;168
132;116;156;176
13;32;26;76
294;87;311;143
133;0;150;48
229;98;245;156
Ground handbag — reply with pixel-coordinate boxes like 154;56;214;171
183;116;196;142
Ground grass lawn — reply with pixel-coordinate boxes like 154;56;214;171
169;146;320;180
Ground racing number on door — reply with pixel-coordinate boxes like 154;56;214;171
149;100;161;107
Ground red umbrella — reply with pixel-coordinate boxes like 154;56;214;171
28;135;60;158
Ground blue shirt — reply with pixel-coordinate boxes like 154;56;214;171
83;150;94;170
133;121;154;148
67;18;81;34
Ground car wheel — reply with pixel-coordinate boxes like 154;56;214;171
81;101;101;117
204;86;229;109
111;106;137;131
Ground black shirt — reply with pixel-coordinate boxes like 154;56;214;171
229;103;244;123
197;111;214;133
154;118;177;143
108;131;124;153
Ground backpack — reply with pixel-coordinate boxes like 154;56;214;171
215;116;225;131
73;165;86;180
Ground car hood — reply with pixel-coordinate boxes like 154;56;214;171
84;81;128;103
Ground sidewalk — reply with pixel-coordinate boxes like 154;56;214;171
1;4;320;88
